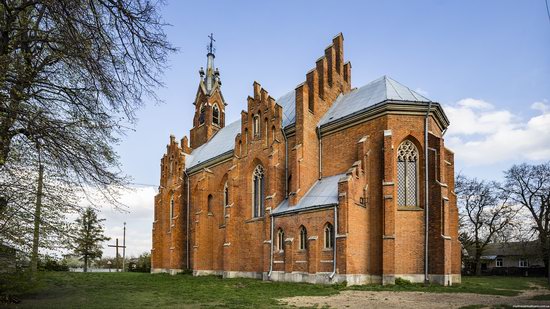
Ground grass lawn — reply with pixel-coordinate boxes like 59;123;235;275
1;272;549;308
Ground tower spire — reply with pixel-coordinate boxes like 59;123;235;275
205;33;216;93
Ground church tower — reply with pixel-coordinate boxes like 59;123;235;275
190;34;227;149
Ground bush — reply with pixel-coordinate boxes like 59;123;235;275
395;277;414;286
39;257;69;272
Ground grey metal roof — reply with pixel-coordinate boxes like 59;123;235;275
272;173;344;215
318;76;431;127
185;76;430;171
276;90;296;128
466;241;540;258
186;120;241;169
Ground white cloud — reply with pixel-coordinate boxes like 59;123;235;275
445;98;550;166
531;100;549;113
457;98;493;110
99;185;157;258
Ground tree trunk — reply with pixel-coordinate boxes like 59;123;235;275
475;260;482;276
30;163;44;273
84;255;88;273
474;251;483;276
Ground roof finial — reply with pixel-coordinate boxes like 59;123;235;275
207;33;216;55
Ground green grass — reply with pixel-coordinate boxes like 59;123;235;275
347;276;550;297
1;272;342;308
1;273;549;308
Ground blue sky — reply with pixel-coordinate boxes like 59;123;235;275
101;0;550;256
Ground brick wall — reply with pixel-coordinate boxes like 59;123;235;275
151;34;460;284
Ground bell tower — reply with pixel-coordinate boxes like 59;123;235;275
190;33;227;149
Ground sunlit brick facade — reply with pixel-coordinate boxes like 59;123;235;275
151;34;460;285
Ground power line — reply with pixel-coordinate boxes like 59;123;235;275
546;0;550;25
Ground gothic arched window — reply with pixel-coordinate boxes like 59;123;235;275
324;223;334;249
199;104;206;125
212;104;220;125
169;193;175;228
252;165;265;218
299;226;307;250
277;228;285;251
397;140;419;207
223;182;229;222
253;114;260;138
264;118;269;146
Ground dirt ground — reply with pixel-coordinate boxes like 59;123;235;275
279;286;550;308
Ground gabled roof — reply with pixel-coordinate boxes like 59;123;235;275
185;76;434;172
465;241;541;258
318;76;431;127
186;120;241;170
272;173;344;215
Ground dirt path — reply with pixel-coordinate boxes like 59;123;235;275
279;286;550;308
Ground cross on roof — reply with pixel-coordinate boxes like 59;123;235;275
207;33;216;54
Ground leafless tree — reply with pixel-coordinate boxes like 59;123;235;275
456;175;519;275
0;0;174;200
503;162;550;279
0;0;174;265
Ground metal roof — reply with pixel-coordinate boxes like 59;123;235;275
186;120;241;170
466;241;540;258
272;173;344;215
318;75;431;127
185;76;431;171
276;90;296;128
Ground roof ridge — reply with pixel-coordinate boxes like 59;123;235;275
385;76;404;101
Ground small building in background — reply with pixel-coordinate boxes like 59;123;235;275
464;241;544;276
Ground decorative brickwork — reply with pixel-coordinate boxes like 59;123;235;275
151;34;461;285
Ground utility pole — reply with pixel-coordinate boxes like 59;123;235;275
122;222;126;272
31;143;44;274
108;238;125;272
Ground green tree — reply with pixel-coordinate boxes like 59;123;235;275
73;207;110;272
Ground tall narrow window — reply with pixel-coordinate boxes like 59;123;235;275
271;126;276;145
207;194;213;213
199;104;205;125
277;228;285;251
252;165;265;218
264;118;269;146
223;182;229;222
324;223;334;249
244;129;248;153
212;104;220;125
397;140;419;207
299;226;307;250
253;115;260;137
169;194;174;223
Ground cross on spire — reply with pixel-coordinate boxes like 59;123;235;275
207;33;216;54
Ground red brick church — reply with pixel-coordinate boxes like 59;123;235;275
151;34;461;285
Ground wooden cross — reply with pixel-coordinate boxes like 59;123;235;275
107;238;126;272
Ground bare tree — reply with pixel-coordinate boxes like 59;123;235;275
0;0;175;201
456;175;519;275
0;0;174;263
503;162;550;280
